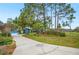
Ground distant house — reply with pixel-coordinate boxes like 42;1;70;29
23;27;31;34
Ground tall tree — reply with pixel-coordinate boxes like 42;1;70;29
18;3;75;33
50;3;76;31
62;4;76;30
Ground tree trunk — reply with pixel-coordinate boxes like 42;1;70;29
69;25;71;31
54;4;57;29
50;6;53;29
43;4;46;30
57;13;60;30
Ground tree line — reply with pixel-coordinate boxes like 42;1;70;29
7;3;76;33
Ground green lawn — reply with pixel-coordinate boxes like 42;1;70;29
23;32;79;48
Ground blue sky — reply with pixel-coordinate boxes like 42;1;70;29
0;3;79;29
0;3;24;23
70;3;79;29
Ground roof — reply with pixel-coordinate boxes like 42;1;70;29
24;27;32;29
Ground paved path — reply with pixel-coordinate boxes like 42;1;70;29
12;35;79;55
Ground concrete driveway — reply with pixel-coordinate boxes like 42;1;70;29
12;35;79;55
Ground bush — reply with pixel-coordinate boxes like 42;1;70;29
0;37;13;46
0;32;12;46
58;32;66;37
1;32;11;37
45;29;55;34
29;32;40;36
44;29;66;37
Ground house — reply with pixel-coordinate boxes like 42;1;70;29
23;27;31;34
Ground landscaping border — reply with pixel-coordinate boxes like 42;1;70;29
0;40;16;55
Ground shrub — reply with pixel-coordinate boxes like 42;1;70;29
45;29;55;34
7;33;11;36
1;32;11;37
0;37;13;46
58;32;66;37
44;29;66;37
29;32;40;36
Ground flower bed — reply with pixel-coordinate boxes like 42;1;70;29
0;33;16;55
0;40;16;55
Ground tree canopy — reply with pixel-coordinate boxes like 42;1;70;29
7;3;76;33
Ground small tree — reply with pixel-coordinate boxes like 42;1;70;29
32;22;44;34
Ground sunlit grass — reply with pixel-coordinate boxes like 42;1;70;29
23;32;79;48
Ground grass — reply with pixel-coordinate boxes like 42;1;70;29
23;32;79;48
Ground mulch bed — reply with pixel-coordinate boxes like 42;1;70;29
0;41;16;55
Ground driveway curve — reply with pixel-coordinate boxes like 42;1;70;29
12;35;79;55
